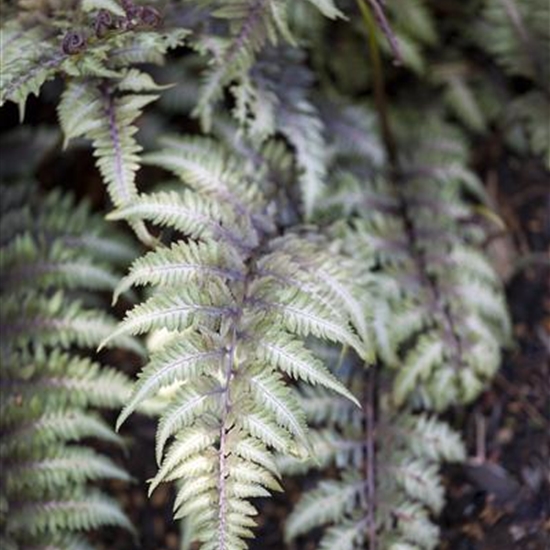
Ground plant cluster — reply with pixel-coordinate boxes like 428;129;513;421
1;0;545;549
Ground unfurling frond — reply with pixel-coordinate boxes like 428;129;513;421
0;3;187;118
108;131;368;549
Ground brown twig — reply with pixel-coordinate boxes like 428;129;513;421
366;0;403;66
356;0;399;168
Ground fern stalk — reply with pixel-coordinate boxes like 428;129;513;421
364;366;377;550
356;0;398;166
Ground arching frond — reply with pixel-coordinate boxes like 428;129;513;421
109;130;368;548
58;78;158;244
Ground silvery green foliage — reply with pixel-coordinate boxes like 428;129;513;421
0;182;139;549
0;2;518;549
281;103;509;548
189;2;341;218
0;0;188;243
477;0;549;83
477;0;550;166
434;0;548;166
189;0;343;130
320;104;511;410
0;0;347;227
283;380;465;550
245;47;328;219
103;132;371;549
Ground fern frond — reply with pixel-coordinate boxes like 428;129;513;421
1;290;143;354
194;0;280;131
318;520;367;550
261;291;365;357
1;3;187;118
192;0;345;130
262;234;371;340
1;350;131;414
0;234;121;293
470;0;550;165
58;79;158;243
107;190;238;244
114;240;245;303
7;492;134;537
255;332;360;405
249;48;328;218
0;20;65;119
285;474;363;540
285;383;465;550
477;0;550;83
1;410;124;456
110;131;367;548
336;115;511;410
105;287;236;341
240;411;294;454
7;447;131;492
0;182;135;547
150;428;219;492
155;383;218;463
392;335;444;407
2;1;187;241
248;371;310;451
117;332;225;429
0;184;136;266
144;134;268;217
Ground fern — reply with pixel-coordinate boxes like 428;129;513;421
321;106;511;410
103;132;370;549
476;0;550;166
246;48;328;219
191;0;343;130
270;9;511;535
1;2;186;116
375;0;437;73
1;0;188;242
0;183;136;265
58;76;160;244
0;182;137;549
0;2;524;549
477;0;549;84
433;0;550;164
283;374;465;550
0;0;343;224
